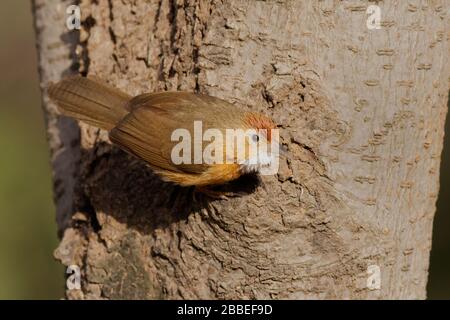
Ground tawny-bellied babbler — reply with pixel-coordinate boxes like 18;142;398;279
48;76;281;196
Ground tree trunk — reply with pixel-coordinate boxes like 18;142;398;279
33;0;449;299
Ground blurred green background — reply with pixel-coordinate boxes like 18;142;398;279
0;1;448;299
0;1;63;299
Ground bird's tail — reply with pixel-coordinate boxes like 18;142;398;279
47;76;132;131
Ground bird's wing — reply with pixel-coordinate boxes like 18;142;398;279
109;92;244;174
125;91;233;112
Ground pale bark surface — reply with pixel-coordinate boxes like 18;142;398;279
33;0;449;299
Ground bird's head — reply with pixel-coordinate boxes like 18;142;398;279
235;112;284;174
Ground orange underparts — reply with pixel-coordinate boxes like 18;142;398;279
157;163;242;187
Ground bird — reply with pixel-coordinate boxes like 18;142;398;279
48;76;282;197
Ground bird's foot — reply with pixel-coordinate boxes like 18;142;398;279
194;186;244;200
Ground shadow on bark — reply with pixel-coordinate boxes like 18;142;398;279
79;142;261;235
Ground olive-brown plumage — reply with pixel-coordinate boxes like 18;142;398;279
48;76;277;187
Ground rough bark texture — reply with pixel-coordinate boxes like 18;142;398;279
33;0;449;299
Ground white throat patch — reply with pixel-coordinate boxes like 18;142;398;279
239;153;274;174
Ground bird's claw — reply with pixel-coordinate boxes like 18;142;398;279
194;186;244;200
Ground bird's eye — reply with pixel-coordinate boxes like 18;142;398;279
252;134;260;142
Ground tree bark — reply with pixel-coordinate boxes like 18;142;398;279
33;0;449;299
